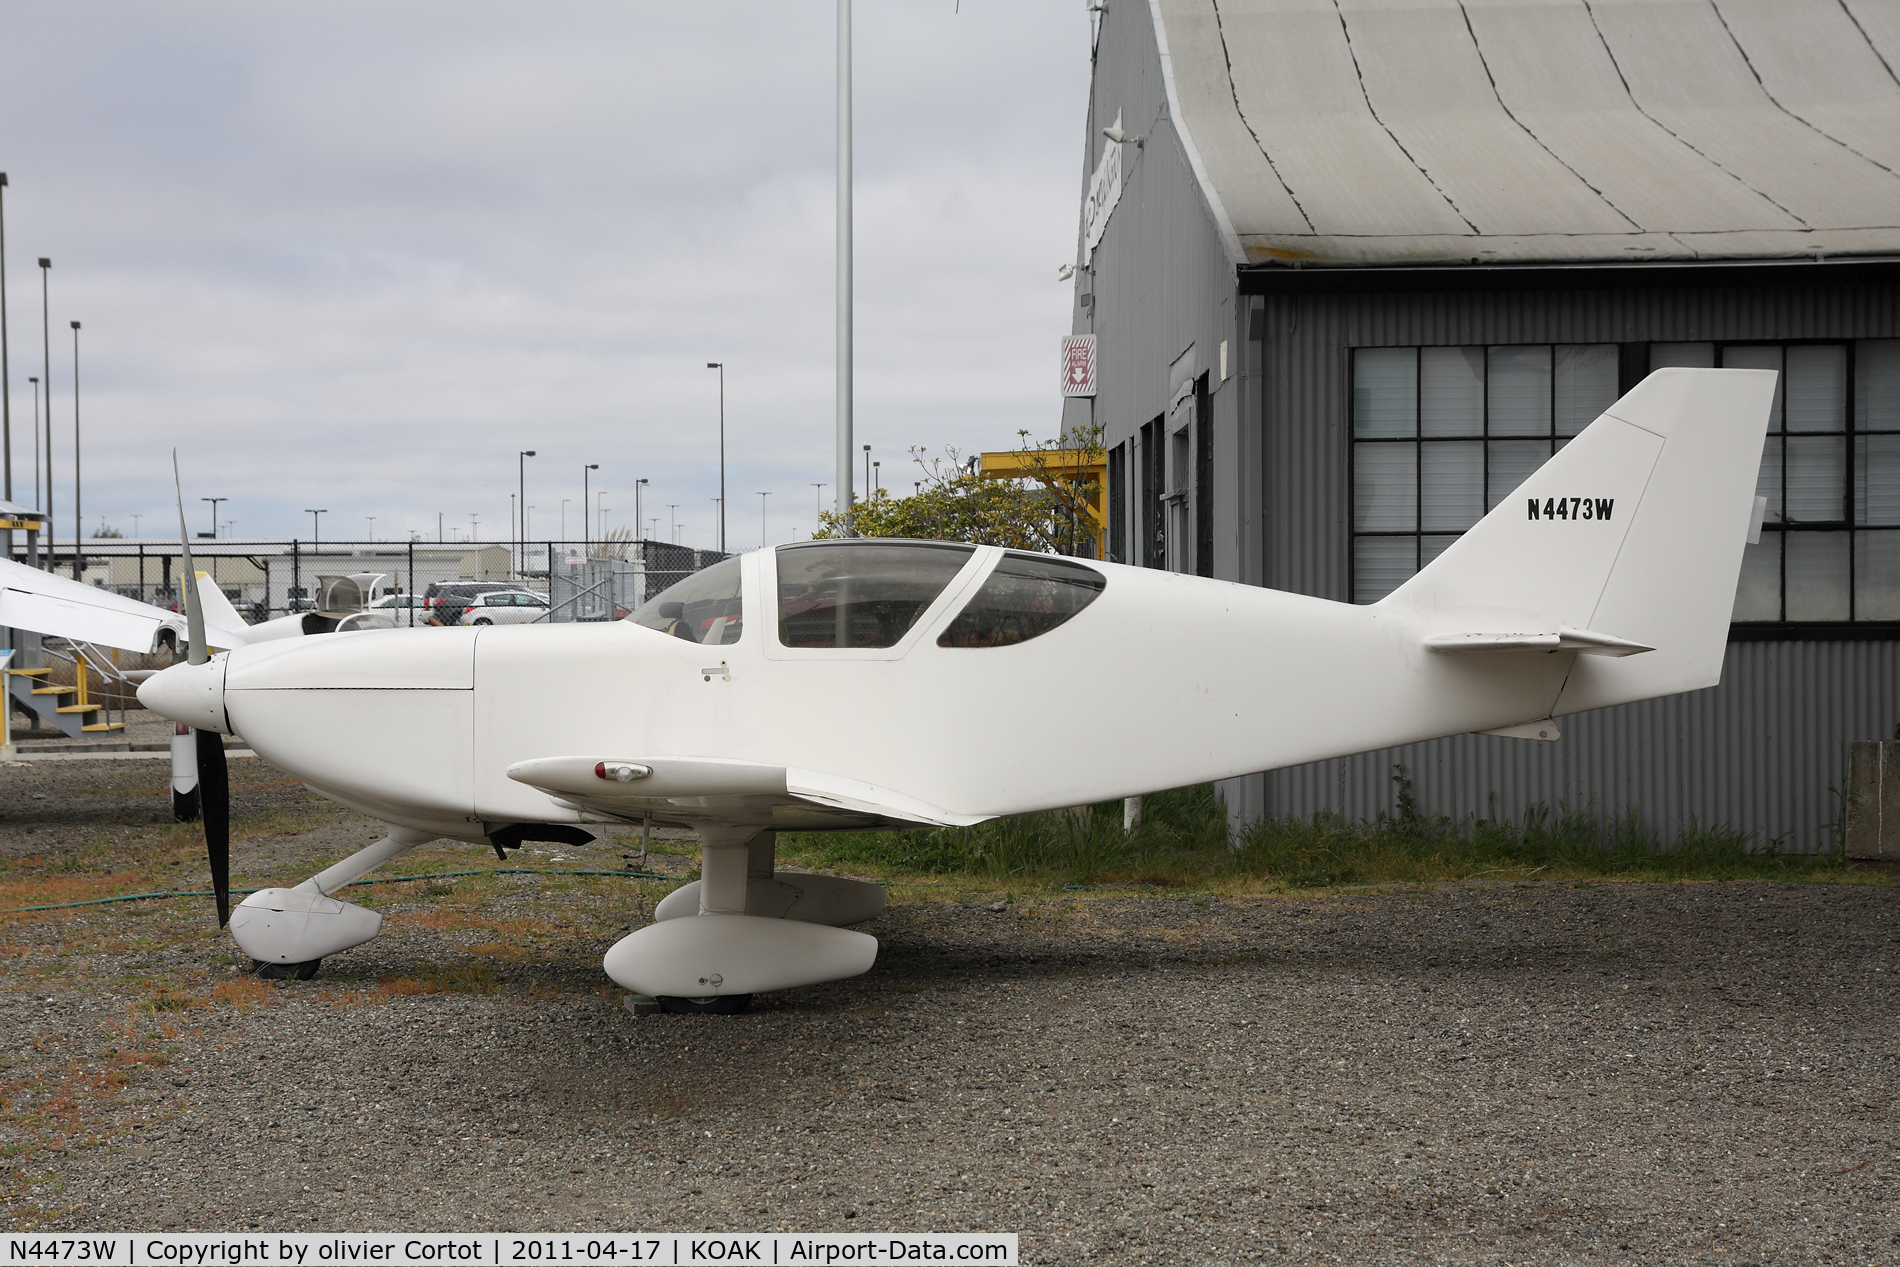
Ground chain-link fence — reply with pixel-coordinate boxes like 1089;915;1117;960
9;538;729;626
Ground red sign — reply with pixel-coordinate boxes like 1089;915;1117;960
1061;335;1097;398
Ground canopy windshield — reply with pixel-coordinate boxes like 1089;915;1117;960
938;553;1106;648
777;541;975;648
629;555;743;645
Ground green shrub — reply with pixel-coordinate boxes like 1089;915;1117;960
784;767;1851;888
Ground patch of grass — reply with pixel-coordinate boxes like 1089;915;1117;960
783;770;1864;892
136;988;201;1014
211;978;272;1008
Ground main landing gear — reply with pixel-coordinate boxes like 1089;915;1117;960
604;828;887;1012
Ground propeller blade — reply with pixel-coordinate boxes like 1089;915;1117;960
171;450;206;667
196;727;230;926
176;451;224;923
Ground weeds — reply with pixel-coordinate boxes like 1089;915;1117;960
784;769;1859;891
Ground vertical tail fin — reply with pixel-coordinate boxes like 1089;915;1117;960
1385;367;1776;712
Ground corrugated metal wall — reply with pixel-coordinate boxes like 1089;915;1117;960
1265;640;1900;849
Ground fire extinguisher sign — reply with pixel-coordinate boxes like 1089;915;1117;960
1061;334;1097;398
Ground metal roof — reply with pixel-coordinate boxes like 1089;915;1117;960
1150;0;1900;267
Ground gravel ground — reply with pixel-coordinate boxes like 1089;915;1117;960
0;758;1896;1264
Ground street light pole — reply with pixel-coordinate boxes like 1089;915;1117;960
707;362;726;553
305;508;326;544
517;449;535;578
812;483;825;533
38;259;50;573
0;172;12;567
634;479;648;547
560;498;570;542
836;0;854;534
757;491;770;548
582;464;598;556
200;497;226;540
28;376;38;513
70;321;81;578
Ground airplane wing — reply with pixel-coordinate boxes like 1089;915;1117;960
503;755;990;830
0;559;257;654
0;557;194;654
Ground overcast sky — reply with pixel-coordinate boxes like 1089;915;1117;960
0;2;1092;550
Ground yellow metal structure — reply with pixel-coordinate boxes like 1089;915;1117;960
976;448;1108;560
49;652;125;732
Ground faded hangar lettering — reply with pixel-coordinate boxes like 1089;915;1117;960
1527;497;1613;522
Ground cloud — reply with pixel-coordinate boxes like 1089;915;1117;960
0;1;1091;548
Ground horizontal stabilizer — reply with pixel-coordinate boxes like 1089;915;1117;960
1424;625;1654;657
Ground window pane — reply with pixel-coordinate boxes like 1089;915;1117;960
1487;439;1552;510
1785;532;1849;621
1487;345;1551;437
1731;535;1781;621
938;554;1107;648
1855;529;1900;620
1353;442;1416;532
1784;345;1847;433
1353;348;1417;438
1421;441;1483;531
630;555;744;645
1420;347;1483;437
776;541;974;648
1785;435;1846;522
1756;436;1783;524
1554;344;1618;437
1652;342;1714;369
1420;535;1460;568
1857;434;1900;525
1354;536;1415;604
1856;339;1900;430
1720;345;1784;428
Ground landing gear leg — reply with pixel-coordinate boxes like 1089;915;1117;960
228;826;438;973
608;825;879;1009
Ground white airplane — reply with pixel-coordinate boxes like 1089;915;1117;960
136;369;1773;1010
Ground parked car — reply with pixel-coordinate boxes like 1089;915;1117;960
422;581;516;626
459;590;551;625
368;593;428;625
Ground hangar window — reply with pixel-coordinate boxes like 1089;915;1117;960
938;553;1106;648
1351;344;1620;604
776;541;975;648
629;555;743;645
1350;341;1899;625
1710;341;1898;623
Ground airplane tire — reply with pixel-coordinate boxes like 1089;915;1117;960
172;787;200;822
656;994;752;1016
472;618;492;625
253;958;323;981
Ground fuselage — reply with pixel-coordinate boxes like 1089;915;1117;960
142;542;1581;838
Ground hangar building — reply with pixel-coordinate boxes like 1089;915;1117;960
1066;0;1900;846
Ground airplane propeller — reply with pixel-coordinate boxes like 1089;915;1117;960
174;453;231;926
